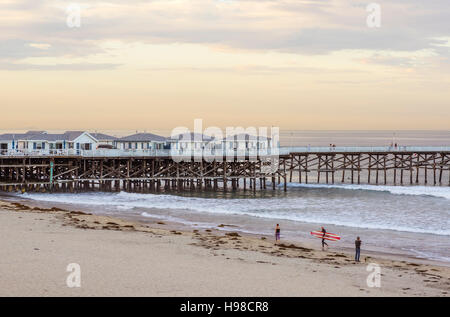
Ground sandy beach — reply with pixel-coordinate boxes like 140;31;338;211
0;199;448;297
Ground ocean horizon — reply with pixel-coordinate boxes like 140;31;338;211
1;130;449;147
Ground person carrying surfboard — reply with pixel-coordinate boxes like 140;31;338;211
310;229;340;245
275;224;281;244
321;226;328;250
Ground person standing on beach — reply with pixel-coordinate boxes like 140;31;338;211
355;237;362;262
275;224;280;244
321;226;328;250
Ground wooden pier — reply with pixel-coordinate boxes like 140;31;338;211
287;151;450;186
0;148;449;193
0;156;288;193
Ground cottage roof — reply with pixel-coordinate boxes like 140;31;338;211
90;133;117;141
0;131;89;142
169;132;214;142
0;133;23;141
118;133;167;142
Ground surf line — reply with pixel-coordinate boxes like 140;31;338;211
180;301;214;315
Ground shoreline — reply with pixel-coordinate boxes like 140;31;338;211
4;191;450;266
0;198;449;296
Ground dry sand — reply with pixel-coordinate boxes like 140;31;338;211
0;200;449;297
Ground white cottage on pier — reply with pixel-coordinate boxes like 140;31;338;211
0;131;99;153
115;133;168;150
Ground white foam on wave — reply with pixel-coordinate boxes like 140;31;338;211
403;247;450;263
284;183;450;200
19;188;450;236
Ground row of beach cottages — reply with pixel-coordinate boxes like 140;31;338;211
0;131;273;153
0;131;102;152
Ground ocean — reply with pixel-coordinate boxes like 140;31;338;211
14;183;450;263
278;130;450;147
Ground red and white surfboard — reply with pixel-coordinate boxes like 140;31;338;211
310;231;341;241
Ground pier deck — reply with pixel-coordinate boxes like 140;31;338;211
0;146;449;193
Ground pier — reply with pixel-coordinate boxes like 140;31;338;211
284;146;450;186
0;146;449;193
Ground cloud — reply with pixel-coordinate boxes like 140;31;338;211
0;62;121;71
0;0;448;68
28;43;52;50
139;64;369;75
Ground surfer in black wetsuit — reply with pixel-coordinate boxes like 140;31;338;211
321;226;328;250
275;224;281;244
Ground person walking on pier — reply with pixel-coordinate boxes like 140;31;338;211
321;226;328;250
275;224;281;244
355;237;362;262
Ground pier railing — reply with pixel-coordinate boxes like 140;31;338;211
0;146;449;158
278;146;450;155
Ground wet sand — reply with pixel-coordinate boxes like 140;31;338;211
0;199;449;296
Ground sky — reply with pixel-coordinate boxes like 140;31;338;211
0;0;449;131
